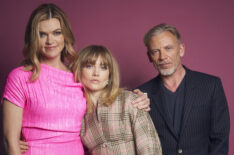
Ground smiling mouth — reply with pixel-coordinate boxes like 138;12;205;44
46;46;56;50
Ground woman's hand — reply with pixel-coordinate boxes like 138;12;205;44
19;140;29;153
132;89;150;111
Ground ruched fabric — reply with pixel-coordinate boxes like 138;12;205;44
3;64;86;155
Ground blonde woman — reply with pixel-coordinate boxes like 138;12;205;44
74;45;162;155
2;3;86;154
3;4;150;155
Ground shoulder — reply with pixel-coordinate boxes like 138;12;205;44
186;67;221;84
7;66;30;78
136;76;160;92
185;67;225;97
116;90;138;103
6;66;31;85
115;90;137;110
116;90;145;114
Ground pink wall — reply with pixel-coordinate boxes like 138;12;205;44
1;0;233;154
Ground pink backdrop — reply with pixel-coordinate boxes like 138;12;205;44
1;0;233;154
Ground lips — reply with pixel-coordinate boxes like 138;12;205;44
158;63;171;69
90;79;99;83
45;46;56;50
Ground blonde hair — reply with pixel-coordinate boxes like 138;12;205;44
74;45;122;112
22;3;77;81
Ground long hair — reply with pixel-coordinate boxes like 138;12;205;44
22;3;77;81
74;45;122;113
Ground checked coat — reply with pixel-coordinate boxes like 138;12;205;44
81;90;162;155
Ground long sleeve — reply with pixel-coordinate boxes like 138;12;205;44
81;90;162;155
130;94;162;155
209;78;230;155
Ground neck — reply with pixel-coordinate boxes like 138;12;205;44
89;91;102;106
161;64;186;92
41;58;69;72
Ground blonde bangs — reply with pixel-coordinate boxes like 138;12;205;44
74;45;122;113
82;52;111;69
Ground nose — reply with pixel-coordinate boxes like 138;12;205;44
46;34;54;45
159;50;167;60
93;67;99;76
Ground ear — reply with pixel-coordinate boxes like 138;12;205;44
179;43;185;57
147;51;153;62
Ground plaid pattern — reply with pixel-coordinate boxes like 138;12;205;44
81;90;162;155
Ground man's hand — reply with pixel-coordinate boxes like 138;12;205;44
132;89;150;111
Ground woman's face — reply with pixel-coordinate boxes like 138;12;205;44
38;18;65;63
81;56;110;94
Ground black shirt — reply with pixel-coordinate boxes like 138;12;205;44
161;77;185;136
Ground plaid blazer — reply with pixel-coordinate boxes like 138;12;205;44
81;90;162;155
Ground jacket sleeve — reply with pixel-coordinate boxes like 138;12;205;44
209;78;230;155
129;93;162;155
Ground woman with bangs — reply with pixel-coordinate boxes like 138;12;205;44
2;3;150;155
74;45;162;155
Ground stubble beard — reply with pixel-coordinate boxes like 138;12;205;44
154;61;180;77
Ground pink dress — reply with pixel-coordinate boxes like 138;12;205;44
3;64;86;155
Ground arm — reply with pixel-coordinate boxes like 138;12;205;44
129;94;162;155
3;99;23;155
132;89;150;111
209;78;230;155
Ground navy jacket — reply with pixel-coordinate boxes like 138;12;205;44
137;67;230;155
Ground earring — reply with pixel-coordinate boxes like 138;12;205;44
106;80;109;86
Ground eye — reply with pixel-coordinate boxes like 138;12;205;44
149;50;159;55
53;31;62;36
39;32;47;38
100;65;107;70
85;64;93;68
165;46;173;50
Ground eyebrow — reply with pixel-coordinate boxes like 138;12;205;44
39;28;62;32
149;48;160;52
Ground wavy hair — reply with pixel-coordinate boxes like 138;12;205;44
22;3;77;81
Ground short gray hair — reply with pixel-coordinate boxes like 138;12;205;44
144;23;181;48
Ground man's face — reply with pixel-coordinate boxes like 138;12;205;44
148;31;184;76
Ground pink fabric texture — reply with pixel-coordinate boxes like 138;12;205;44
3;64;86;155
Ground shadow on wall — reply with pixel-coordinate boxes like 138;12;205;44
0;105;6;155
0;66;12;154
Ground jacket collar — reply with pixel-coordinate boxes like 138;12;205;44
150;66;197;139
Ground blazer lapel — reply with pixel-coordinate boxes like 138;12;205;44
180;68;197;135
150;76;179;140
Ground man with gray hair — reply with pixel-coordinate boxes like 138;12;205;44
137;23;230;155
